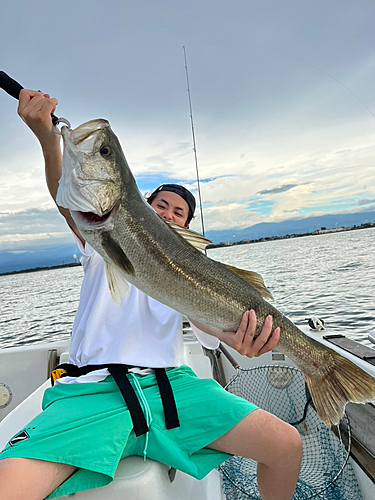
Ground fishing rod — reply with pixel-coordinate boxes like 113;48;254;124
0;71;70;130
183;46;206;239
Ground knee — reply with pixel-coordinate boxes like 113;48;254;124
289;425;302;451
282;424;303;463
263;420;302;466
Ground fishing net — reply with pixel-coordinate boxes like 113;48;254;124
218;365;363;500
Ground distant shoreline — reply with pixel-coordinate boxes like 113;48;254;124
207;222;375;249
1;222;374;276
0;262;82;277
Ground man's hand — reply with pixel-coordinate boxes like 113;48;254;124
219;310;280;358
18;89;60;153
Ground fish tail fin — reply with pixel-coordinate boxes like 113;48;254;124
304;351;375;426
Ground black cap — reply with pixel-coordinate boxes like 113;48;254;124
147;184;196;225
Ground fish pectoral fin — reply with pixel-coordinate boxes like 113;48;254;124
101;232;135;276
223;264;274;300
104;261;130;305
164;220;212;252
101;232;135;304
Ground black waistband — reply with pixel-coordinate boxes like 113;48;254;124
51;363;180;437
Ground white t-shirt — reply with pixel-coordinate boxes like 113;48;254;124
56;240;219;385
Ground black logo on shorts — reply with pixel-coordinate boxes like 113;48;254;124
9;430;30;446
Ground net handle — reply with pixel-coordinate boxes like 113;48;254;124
219;343;240;369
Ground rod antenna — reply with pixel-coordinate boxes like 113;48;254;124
183;46;206;238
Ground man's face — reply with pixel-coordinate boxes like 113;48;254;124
150;191;190;227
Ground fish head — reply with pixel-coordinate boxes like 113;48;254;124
56;119;134;230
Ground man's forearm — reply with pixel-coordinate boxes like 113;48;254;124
42;143;63;202
188;319;225;341
42;137;85;244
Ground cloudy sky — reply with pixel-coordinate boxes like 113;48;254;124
1;0;375;252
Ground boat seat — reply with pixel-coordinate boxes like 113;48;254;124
59;351;69;364
56;457;222;499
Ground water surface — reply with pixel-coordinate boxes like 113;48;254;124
1;228;374;349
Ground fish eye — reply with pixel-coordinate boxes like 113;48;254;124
100;146;111;158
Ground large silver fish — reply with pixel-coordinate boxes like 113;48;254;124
56;119;375;427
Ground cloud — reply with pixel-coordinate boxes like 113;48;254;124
0;208;66;233
258;183;299;195
0;232;71;248
354;198;375;206
0;208;73;250
191;202;264;232
119;132;195;179
334;149;353;155
267;184;314;220
8;250;35;254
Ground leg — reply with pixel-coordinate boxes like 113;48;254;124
0;457;77;500
208;409;302;500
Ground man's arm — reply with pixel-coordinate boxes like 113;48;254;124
17;89;85;245
189;310;280;358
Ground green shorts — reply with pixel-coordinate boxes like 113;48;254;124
0;365;257;499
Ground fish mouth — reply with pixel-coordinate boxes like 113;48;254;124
62;119;110;147
72;201;119;229
78;210;113;224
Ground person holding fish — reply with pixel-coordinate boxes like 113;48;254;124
0;89;303;500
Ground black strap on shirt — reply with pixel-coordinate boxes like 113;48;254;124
51;363;180;437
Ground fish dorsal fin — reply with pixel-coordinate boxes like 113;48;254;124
104;261;130;305
223;264;274;300
165;220;212;252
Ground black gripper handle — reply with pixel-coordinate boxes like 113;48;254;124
0;71;24;99
0;71;59;125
